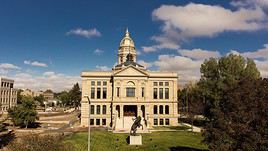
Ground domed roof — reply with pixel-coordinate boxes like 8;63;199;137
120;28;135;47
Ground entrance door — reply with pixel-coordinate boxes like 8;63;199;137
123;105;137;117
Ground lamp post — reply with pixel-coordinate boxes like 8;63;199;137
84;95;91;151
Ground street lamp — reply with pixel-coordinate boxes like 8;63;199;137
84;95;91;151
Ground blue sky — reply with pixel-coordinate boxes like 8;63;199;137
1;0;268;91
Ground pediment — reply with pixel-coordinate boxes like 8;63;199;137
113;65;148;77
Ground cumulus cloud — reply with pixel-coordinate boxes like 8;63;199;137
231;0;268;8
142;3;267;53
95;65;110;71
1;71;80;92
238;44;268;59
24;60;48;67
153;55;203;84
254;59;268;77
178;49;221;60
94;49;103;55
66;28;101;38
142;36;180;52
137;60;153;68
0;63;20;69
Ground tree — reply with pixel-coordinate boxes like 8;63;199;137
16;89;23;104
33;95;45;106
203;77;268;150
68;83;81;108
56;91;70;107
198;54;260;120
198;54;264;150
8;96;38;128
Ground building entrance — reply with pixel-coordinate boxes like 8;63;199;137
123;105;137;117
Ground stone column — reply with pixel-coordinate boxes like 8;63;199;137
120;105;124;118
137;105;141;117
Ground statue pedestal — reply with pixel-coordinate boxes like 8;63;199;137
129;135;142;145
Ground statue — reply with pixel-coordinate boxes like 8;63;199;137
130;116;143;136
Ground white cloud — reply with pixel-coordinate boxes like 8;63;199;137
94;49;103;55
24;60;48;67
255;59;268;77
178;49;221;60
0;63;20;69
153;3;266;38
231;0;268;8
95;65;110;71
154;55;203;84
142;3;267;53
142;36;180;52
137;60;153;68
238;44;268;59
66;28;101;38
5;71;80;92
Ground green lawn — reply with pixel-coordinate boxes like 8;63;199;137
63;130;208;151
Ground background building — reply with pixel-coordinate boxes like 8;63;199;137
81;29;179;131
43;89;54;100
0;77;17;112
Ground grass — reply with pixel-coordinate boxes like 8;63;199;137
63;130;208;151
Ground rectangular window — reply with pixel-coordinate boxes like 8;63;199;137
97;88;101;99
91;87;95;99
103;81;107;86
126;88;135;97
165;105;169;114
159;82;163;86
153;88;157;99
154;105;158;114
165;88;169;99
153;82;158;86
102;119;106;126
102;105;106;114
96;119;100;125
97;105;100;114
159;105;163;114
154;119;158;126
117;87;120;97
165;119;170;125
103;88;107;99
165;82;169;86
141;87;144;97
91;81;95;86
160;119;164;125
97;81;101;86
90;119;94;125
91;105;94;114
159;88;163;99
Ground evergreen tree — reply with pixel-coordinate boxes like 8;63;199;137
68;83;81;108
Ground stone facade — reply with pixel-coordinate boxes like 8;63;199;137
0;77;17;112
81;29;179;130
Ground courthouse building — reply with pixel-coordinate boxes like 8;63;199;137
0;77;17;112
81;29;179;131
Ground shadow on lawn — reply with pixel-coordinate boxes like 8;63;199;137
169;146;208;151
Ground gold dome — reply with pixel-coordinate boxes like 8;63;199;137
120;28;135;48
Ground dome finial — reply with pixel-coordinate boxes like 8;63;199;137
125;27;129;37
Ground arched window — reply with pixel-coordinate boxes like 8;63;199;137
159;105;163;114
165;105;169;114
154;105;157;114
